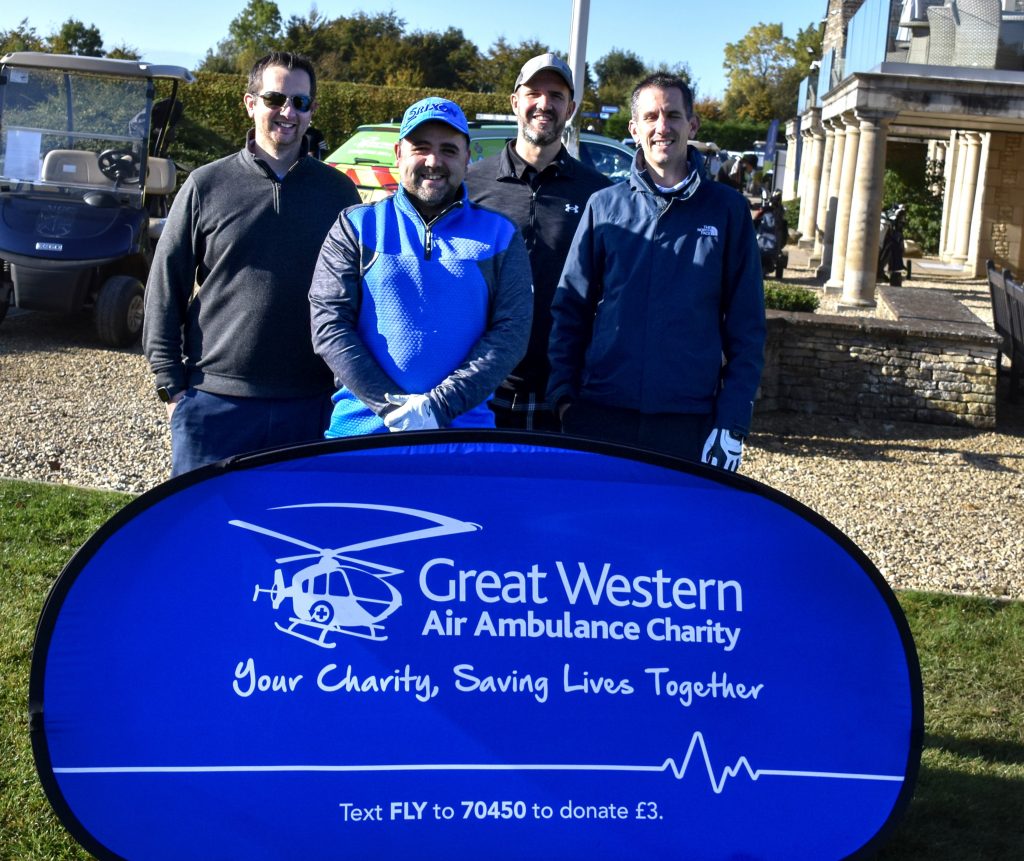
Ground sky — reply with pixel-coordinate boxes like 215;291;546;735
4;0;827;99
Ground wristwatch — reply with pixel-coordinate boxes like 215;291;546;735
156;386;181;403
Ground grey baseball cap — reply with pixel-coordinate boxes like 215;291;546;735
514;53;574;95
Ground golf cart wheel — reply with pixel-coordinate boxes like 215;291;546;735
774;261;785;280
906;260;912;280
95;275;145;347
890;271;902;287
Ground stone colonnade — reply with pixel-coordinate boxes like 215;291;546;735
795;110;894;306
794;109;995;298
939;131;987;269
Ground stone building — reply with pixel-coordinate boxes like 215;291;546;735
787;0;1024;305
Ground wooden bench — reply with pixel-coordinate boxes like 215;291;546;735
988;259;1024;399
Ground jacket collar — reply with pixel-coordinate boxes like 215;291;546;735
497;140;576;181
244;128;310;179
394;183;468;225
629;145;705;202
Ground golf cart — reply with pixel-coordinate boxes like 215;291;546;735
0;52;193;346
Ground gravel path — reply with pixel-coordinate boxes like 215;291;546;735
2;289;1022;601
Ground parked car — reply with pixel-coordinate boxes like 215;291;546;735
327;122;635;202
0;52;193;345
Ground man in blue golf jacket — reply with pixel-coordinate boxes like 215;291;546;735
310;97;533;437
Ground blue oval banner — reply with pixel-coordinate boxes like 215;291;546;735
31;432;922;860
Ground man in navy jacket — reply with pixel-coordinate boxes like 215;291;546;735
547;73;765;471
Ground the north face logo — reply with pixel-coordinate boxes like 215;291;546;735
698;225;719;237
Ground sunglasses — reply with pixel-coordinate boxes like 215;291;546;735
255;91;313;112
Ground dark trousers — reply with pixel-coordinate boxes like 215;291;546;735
170;389;334;476
490;392;562;432
561;399;714;462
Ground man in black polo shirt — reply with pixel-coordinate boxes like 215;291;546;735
466;53;611;430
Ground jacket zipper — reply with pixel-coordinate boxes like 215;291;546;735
416;199;462;261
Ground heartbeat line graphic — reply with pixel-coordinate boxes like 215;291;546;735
54;732;903;795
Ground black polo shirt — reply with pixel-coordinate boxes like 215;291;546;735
466;141;612;394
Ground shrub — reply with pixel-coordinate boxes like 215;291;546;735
882;159;944;254
783;196;801;235
764;280;820;312
163;73;510;169
696;118;769;153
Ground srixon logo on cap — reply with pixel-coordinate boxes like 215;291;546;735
409;102;453;118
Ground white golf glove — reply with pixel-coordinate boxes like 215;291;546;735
702;428;744;472
383;393;439;432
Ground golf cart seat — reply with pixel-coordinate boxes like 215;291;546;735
145;157;176;195
41;150;114;188
145;157;177;239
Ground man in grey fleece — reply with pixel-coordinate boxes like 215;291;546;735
143;51;359;476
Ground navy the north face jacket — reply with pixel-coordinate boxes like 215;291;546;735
546;146;766;436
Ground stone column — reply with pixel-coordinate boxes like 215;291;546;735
817;117;847;281
942;132;968;261
840;112;892;307
811;122;838;261
825;113;861;293
951;132;982;264
782;119;799;202
797;108;824;248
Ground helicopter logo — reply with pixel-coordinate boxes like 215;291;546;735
230;503;480;649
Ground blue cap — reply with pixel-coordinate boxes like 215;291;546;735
398;97;469;140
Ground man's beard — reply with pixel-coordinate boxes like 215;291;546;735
521;111;564;148
408;173;459;210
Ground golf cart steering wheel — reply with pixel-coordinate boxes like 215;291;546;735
97;148;141;184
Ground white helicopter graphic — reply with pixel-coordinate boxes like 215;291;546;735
230;503;480;649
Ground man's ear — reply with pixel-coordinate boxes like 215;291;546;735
243;93;256;119
628;118;639;143
689;113;701;137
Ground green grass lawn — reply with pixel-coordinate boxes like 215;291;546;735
1;478;1021;859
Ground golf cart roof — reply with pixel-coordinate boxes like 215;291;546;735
0;51;194;83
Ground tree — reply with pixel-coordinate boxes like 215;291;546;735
722;21;822;122
201;0;283;74
480;37;552;95
594;47;646;109
591;50;695;138
778;23;824;115
0;19;45;54
282;8;334;61
228;0;283;69
316;11;406;84
47;18;104;57
694;97;725;123
106;44;142;60
395;28;481;90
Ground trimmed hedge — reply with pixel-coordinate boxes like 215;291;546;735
162;73;510;169
764;280;820;312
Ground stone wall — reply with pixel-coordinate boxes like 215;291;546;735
823;0;867;56
758;307;1001;428
982;131;1024;276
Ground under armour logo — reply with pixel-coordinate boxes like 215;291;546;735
565;204;580;213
